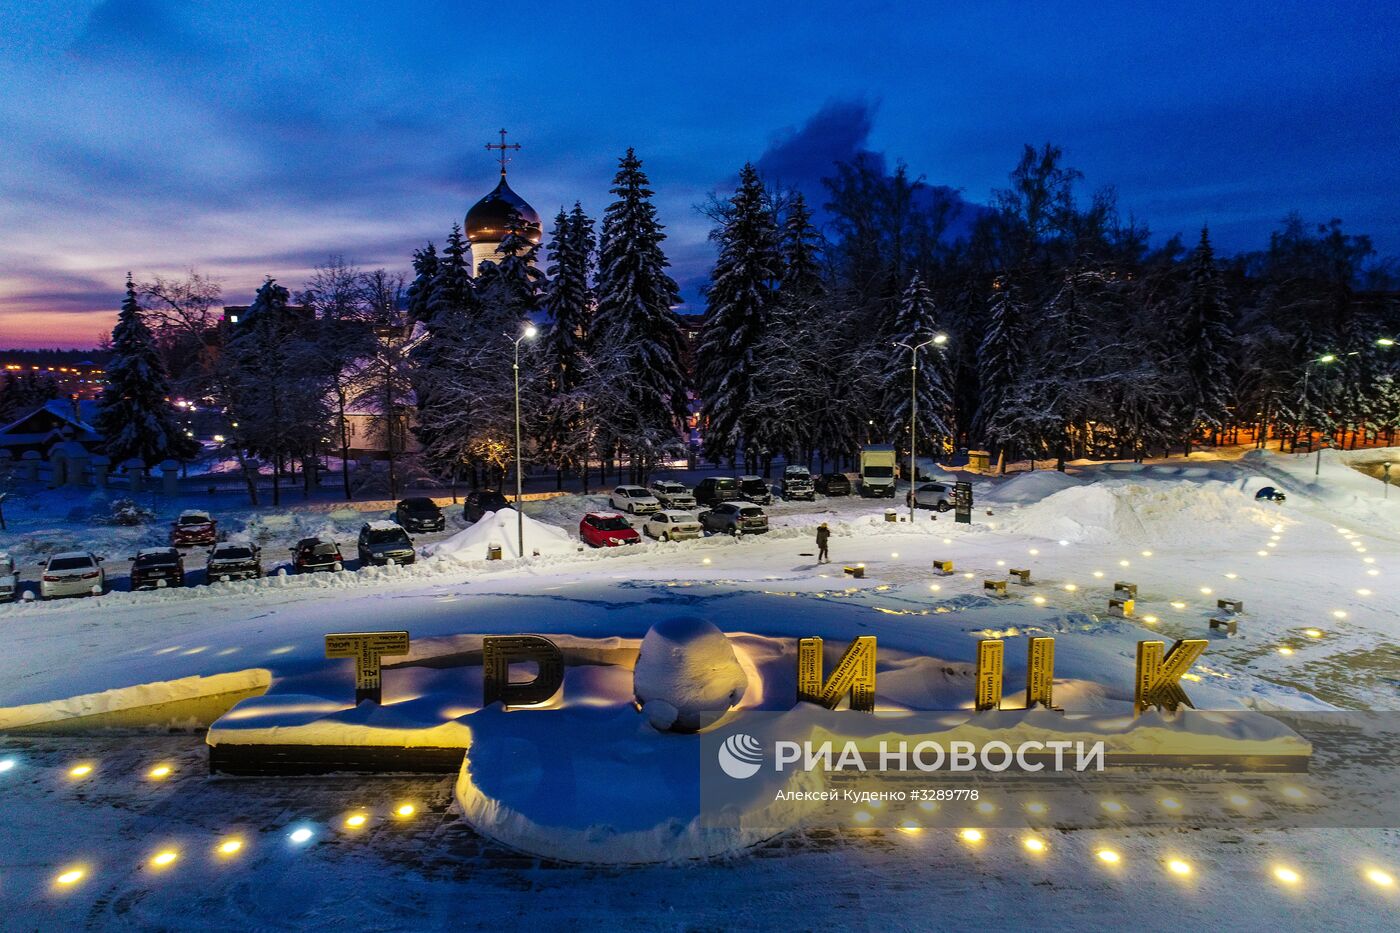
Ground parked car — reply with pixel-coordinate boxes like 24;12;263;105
609;485;661;515
395;497;446;533
781;465;816;501
738;475;773;505
815;472;852;496
357;521;416;566
648;480;697;510
907;482;953;511
171;509;217;547
130;547;185;590
206;542;263;582
0;553;17;602
698;502;769;536
290;536;344;573
694;476;743;507
463;489;511;523
40;551;105;599
643;510;704;542
579;511;641;548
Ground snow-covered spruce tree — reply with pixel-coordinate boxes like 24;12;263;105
222;277;329;506
474;210;544;332
973;278;1027;463
411;224;477;478
538;204;597;486
879;273;953;457
1178;227;1234;446
697;163;782;470
405;242;439;324
592;148;688;481
751;193;827;466
95;275;199;467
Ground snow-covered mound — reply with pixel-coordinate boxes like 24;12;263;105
633;617;749;732
997;479;1281;544
431;508;577;561
987;469;1084;505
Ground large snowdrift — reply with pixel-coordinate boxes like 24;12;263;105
431;508;578;561
996;479;1284;545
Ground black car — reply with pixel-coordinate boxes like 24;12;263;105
464;489;511;523
131;547;185;590
290;536;344;572
206;543;263;582
395;497;446;533
738;476;773;505
694;476;743;507
815;472;852;496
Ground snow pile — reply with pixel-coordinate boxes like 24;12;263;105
431;508;576;561
987;469;1084;506
633;617;749;732
998;480;1280;544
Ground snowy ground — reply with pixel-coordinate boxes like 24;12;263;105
1;447;1398;928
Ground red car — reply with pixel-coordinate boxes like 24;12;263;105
171;509;217;547
579;512;641;548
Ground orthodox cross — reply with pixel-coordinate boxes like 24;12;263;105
485;128;522;177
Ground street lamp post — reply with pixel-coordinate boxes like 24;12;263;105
1384;462;1393;499
894;333;948;523
510;324;538;557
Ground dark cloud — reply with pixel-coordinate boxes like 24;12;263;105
70;0;225;64
755;98;884;194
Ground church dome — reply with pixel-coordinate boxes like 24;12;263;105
465;176;542;245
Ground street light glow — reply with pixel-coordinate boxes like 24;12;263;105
523;324;538;339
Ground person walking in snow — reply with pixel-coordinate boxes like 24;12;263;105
816;522;830;564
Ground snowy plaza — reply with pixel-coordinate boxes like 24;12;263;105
1;447;1398;928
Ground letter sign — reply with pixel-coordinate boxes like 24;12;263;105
974;639;1004;711
325;631;410;705
1134;638;1208;715
797;636;876;712
482;635;565;709
1025;636;1059;710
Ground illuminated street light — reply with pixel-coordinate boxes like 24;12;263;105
894;333;948;523
508;324;538;557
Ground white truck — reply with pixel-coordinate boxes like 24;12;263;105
859;444;898;498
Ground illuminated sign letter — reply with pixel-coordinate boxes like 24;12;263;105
974;639;1004;711
1025;636;1060;710
797;636;876;712
1134;638;1208;715
483;635;565;709
325;631;410;705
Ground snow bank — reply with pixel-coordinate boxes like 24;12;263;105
633;617;748;732
997;480;1280;544
986;469;1084;505
431;508;577;561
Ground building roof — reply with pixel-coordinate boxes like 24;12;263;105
465;175;542;245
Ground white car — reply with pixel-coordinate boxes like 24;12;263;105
609;485;661;515
40;551;105;599
0;553;16;602
647;480;697;510
906;482;954;511
643;510;704;542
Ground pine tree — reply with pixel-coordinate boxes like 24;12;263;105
697;163;782;468
752;193;827;465
474;210;544;332
95;275;199;466
880;273;953;454
538;204;598;485
974;278;1027;459
1178;227;1234;444
412;225;477;475
405;243;439;324
541;204;595;392
592;148;688;479
427;224;474;325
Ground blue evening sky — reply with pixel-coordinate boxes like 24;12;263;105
0;0;1396;347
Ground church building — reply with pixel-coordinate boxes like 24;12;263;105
464;129;542;275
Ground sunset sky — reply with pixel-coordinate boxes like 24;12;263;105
1;0;1397;348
